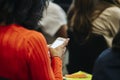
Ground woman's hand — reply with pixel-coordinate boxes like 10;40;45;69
48;38;69;59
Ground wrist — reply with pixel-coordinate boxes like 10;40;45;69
51;56;61;60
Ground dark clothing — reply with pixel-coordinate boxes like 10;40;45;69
67;29;108;74
53;0;72;12
92;48;120;80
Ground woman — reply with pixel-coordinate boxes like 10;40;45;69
67;0;120;74
0;0;69;80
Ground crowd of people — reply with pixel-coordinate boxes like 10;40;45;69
0;0;120;80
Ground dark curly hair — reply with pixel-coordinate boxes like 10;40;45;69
0;0;48;29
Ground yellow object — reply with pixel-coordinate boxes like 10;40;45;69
64;71;92;80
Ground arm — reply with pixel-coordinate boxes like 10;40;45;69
26;31;63;80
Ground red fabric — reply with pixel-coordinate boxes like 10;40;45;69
0;24;63;80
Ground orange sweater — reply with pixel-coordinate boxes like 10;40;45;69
0;24;63;80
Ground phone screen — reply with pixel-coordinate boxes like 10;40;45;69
51;37;66;48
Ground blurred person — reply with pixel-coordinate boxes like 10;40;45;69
37;0;69;75
92;30;120;80
0;0;69;80
67;0;120;74
38;1;67;44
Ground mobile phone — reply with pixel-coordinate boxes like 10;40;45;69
51;37;66;48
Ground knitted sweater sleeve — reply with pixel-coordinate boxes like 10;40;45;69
25;31;63;80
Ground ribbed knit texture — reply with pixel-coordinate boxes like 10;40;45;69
0;24;63;80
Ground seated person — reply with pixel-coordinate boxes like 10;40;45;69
0;0;69;80
92;30;120;80
66;0;120;74
38;1;68;44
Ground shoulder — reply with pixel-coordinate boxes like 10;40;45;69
97;48;112;60
105;6;120;12
93;6;120;24
92;6;120;35
98;48;112;58
102;6;120;18
20;28;48;56
95;48;112;65
23;30;47;45
8;24;48;57
13;24;47;46
95;48;119;65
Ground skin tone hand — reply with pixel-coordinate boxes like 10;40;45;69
48;38;69;59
